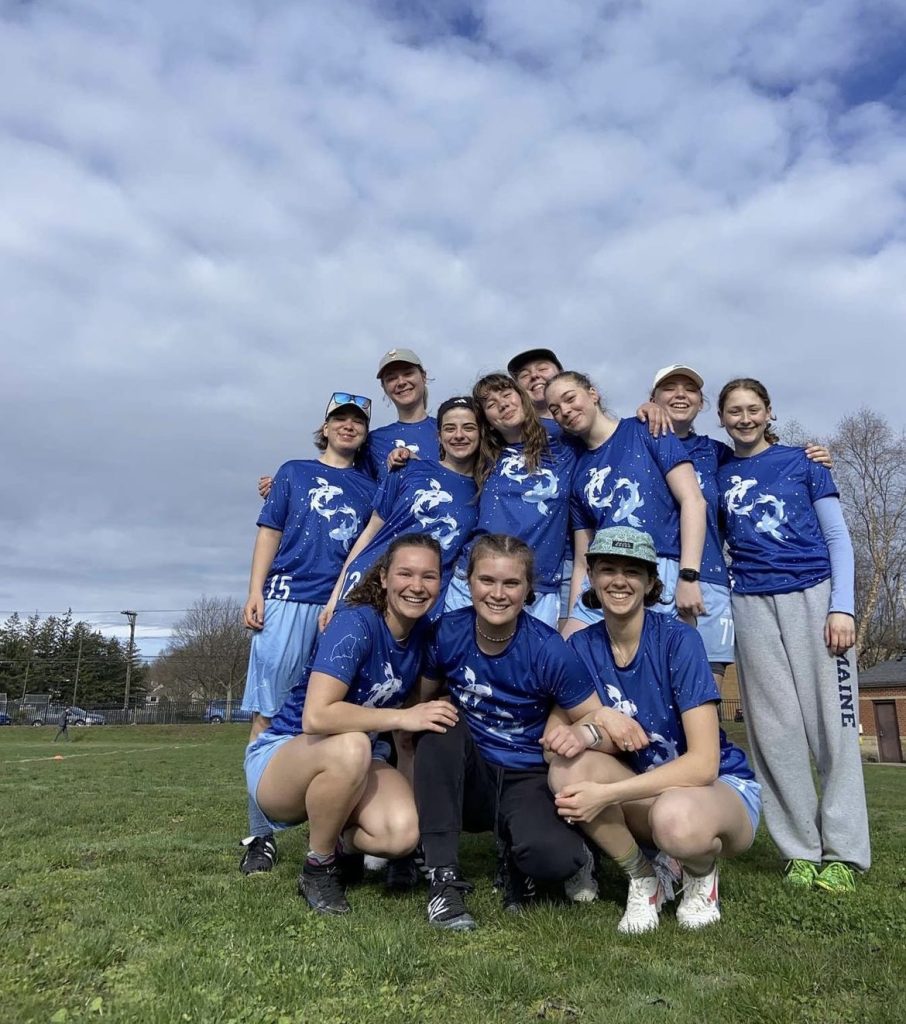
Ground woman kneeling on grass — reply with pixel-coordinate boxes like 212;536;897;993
550;526;760;933
244;534;457;915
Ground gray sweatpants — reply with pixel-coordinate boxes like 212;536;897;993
732;580;871;871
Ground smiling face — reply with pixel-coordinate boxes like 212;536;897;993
322;410;368;456
439;407;480;468
380;363;427;413
479;386;527;441
380;544;441;634
588;555;654;621
515;359;561;411
718;387;772;455
468;554;530;631
652;374;704;434
544;377;601;438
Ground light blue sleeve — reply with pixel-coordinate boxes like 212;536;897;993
813;496;855;616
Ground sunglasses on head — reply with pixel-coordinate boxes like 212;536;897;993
330;393;372;414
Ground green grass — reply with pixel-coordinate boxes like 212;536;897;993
1;725;904;1024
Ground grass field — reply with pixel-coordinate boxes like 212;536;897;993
1;725;904;1024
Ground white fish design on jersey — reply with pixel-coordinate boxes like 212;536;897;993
411;479;460;550
584;466;615;510
499;450;530;485
611;478;644;528
646;731;680;768
460;666;493;709
308;478;361;551
523;468;559;516
724;475;758;516
754;494;787;541
364;662;404;707
605;683;639;718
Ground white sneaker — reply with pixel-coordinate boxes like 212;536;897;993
617;874;664;934
564;845;598;903
676;864;721;929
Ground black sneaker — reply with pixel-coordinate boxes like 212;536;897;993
335;848;365;887
298;860;350;915
386;854;422;892
427;866;476;931
239;834;277;876
501;854;537;914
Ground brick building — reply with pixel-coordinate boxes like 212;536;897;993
859;656;906;763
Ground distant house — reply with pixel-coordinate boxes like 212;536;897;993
859;656;906;763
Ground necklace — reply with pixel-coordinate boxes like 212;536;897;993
475;622;516;644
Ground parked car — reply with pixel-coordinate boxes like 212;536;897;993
203;701;253;724
0;712;12;726
29;704;106;727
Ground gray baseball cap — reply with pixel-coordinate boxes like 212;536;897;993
376;347;424;378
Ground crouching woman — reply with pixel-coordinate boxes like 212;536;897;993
549;526;760;933
244;534;457;915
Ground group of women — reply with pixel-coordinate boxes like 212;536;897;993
237;345;870;934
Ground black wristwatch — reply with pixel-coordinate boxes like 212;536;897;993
678;568;701;582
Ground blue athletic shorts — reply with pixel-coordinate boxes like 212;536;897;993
718;773;762;844
241;600;324;718
444;571;559;627
697;581;734;666
568;556;679;624
245;729;394;833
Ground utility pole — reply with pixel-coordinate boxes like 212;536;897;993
72;632;83;705
121;610;137;711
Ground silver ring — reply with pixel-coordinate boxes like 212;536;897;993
566;817;574;825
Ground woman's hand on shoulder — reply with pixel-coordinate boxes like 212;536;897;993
825;612;855;656
593;708;649;752
804;443;833;469
386;448;414;473
258;475;273;500
635;401;674;437
398;699;458;733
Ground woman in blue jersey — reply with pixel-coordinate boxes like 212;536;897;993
444;373;576;628
544;371;707;637
551;526;759;934
320;397;481;628
364;347;440;480
716;378;870;892
416;534;605;931
238;393;376;874
244;534;457;915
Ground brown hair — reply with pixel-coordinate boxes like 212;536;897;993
717;377;779;446
471;373;550;492
346;533;442;614
313;408;369;453
467;533;536;606
381;366;429;412
581;556;664;609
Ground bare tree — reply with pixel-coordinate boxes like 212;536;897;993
155;596;251;702
830;410;906;667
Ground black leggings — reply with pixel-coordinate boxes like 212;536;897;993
414;718;586;882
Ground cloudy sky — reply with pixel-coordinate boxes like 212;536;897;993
2;0;905;659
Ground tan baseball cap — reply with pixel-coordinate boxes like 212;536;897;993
376;348;424;378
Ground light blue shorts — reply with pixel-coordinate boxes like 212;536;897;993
244;730;393;833
697;581;734;666
568;556;679;625
718;773;762;844
559;557;573;620
241;600;324;718
444;572;559;628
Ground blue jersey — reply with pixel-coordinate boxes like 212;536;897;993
258;460;376;603
362;417;440;481
681;434;731;586
717;444;838;595
268;605;432;736
425;608;595;769
466;440;576;592
570;419;690;558
568;612;752;779
343;460;478;599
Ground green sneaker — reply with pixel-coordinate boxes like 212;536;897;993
784;859;819;888
815;861;856;893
